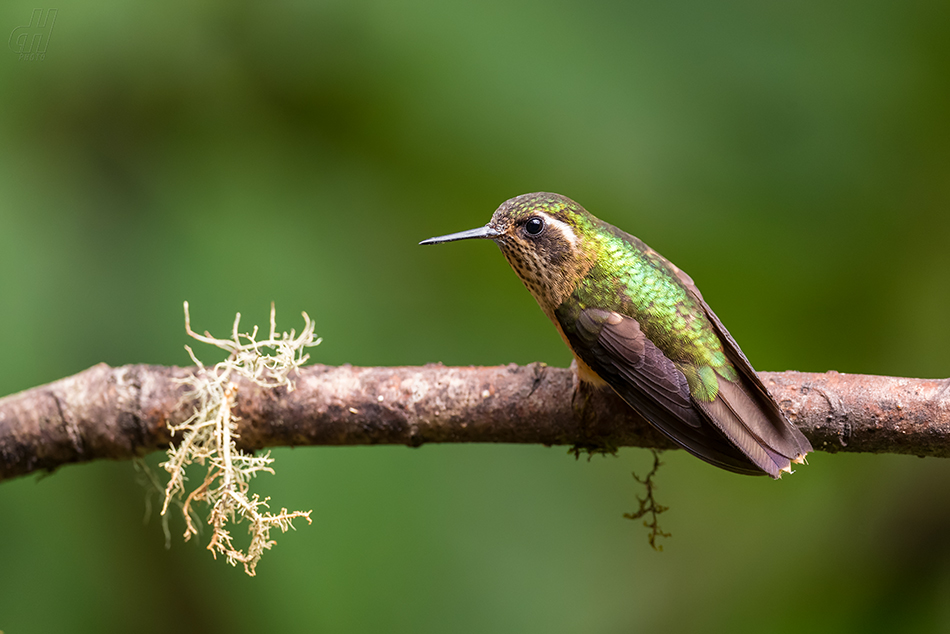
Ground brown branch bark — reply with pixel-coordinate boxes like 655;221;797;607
1;362;948;481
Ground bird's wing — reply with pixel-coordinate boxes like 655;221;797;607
559;305;773;475
669;266;813;465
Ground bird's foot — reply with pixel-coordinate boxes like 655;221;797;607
569;360;617;460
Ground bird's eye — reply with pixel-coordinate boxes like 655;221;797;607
524;217;544;236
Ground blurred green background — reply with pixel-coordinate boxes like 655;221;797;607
2;0;950;632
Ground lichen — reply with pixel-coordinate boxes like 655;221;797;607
158;301;320;575
624;449;670;551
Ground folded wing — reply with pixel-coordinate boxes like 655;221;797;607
563;306;791;476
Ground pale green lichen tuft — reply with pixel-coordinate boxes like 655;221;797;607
158;301;320;576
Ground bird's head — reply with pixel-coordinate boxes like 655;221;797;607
421;192;598;312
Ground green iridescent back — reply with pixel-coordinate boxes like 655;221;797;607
563;216;739;402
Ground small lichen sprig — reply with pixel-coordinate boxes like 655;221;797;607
624;449;671;551
160;301;321;576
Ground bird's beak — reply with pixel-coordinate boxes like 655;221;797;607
419;225;501;245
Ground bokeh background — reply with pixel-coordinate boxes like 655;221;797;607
2;1;950;632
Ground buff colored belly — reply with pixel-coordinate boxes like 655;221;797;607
550;316;609;387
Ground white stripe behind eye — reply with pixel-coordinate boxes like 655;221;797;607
538;213;578;247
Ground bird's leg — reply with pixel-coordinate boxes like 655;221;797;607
569;359;617;459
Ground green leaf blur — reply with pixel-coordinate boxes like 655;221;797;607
2;1;949;632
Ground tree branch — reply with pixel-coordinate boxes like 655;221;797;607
1;362;948;481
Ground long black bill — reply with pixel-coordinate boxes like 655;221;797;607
419;225;501;245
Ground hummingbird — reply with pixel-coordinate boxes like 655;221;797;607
420;192;812;478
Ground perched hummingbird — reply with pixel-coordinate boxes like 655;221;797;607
420;192;811;477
